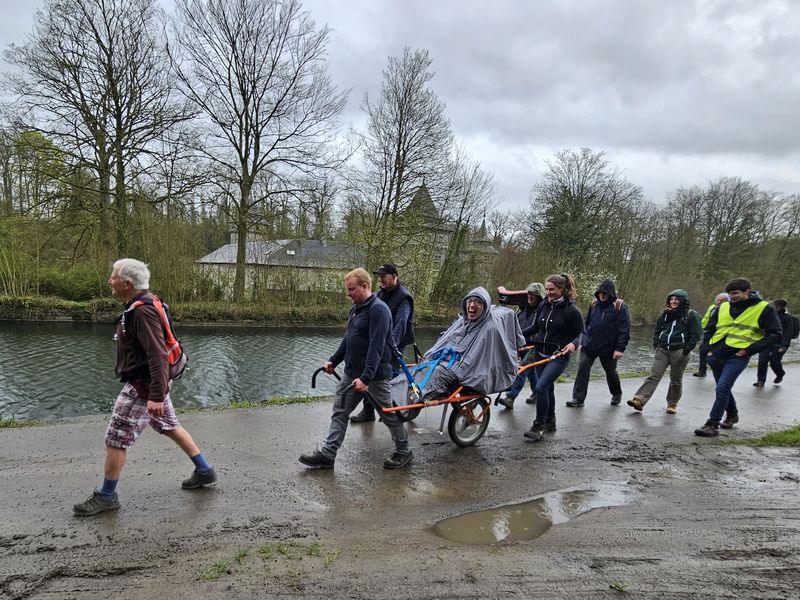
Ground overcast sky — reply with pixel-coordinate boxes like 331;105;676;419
2;0;799;211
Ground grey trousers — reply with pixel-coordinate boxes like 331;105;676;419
633;347;690;406
321;373;410;459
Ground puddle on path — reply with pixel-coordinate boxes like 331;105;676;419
433;481;634;545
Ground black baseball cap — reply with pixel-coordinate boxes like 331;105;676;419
373;263;398;275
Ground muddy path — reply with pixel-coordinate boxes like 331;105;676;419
2;366;799;599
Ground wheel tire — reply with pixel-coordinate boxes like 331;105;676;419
395;388;422;422
447;397;490;446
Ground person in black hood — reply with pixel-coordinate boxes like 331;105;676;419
695;278;782;436
520;273;585;442
753;298;793;387
627;289;702;415
568;279;630;408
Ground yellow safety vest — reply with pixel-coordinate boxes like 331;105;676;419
710;301;769;348
701;305;714;328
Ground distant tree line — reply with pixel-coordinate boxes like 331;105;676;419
496;148;800;320
1;0;797;319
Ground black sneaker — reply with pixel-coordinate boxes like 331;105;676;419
774;375;784;384
182;468;218;489
753;381;765;388
693;372;706;377
694;420;720;437
544;418;557;433
610;395;622;405
565;400;584;408
350;409;375;423
383;451;414;470
720;412;739;430
299;450;335;469
73;490;120;516
495;395;515;409
523;422;545;441
524;394;536;404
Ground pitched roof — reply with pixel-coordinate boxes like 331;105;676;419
197;239;363;270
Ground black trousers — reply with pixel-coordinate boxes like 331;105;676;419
697;339;711;374
572;350;622;402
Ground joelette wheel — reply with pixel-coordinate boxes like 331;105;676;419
447;397;490;446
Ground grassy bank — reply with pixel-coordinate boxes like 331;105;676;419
0;295;454;327
723;424;800;446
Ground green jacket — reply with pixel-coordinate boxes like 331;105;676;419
653;289;703;353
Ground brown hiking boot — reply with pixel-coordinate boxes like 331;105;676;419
720;412;739;430
627;398;643;412
694;420;720;437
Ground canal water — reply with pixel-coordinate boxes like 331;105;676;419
1;321;796;421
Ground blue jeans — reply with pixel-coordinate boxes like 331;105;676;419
708;353;750;422
321;373;410;458
534;354;570;424
505;353;537;399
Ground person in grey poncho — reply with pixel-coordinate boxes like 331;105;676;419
417;287;524;400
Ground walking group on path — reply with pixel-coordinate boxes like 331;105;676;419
71;258;795;516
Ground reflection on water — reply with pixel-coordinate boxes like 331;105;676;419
1;320;792;420
432;481;634;544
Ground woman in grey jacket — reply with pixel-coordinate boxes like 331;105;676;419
627;289;702;414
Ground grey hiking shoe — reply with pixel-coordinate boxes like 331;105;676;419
383;451;414;470
182;468;218;489
299;450;335;469
73;490;120;516
495;394;515;409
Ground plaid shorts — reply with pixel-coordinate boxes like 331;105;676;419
104;382;180;449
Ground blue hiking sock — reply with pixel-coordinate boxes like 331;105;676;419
99;478;118;497
190;453;211;473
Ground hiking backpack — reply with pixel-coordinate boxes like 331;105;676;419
790;314;800;340
126;295;188;379
591;298;625;312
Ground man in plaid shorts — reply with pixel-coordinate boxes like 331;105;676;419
73;258;217;516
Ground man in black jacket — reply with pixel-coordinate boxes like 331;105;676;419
754;298;792;387
351;263;415;423
568;279;631;407
299;268;413;469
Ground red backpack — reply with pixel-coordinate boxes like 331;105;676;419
125;295;188;380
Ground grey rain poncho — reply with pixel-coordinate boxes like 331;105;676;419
391;287;524;404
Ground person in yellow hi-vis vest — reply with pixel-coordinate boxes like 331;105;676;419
695;278;782;437
693;292;729;377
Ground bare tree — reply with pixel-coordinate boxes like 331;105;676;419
4;0;188;255
350;47;454;265
169;0;347;300
431;148;496;301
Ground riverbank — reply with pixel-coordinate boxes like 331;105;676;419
1;365;799;599
0;295;454;327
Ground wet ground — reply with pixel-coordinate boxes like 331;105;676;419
2;365;800;599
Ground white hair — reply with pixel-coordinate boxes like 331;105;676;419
113;258;150;290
